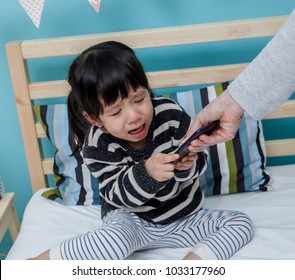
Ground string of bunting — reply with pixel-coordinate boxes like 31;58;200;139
18;0;102;29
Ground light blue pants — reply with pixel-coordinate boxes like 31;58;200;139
55;208;253;260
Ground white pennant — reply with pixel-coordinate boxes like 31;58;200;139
18;0;45;28
88;0;101;13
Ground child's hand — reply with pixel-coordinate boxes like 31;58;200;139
174;152;198;171
144;153;179;182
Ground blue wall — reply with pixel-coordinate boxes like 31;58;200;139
0;0;294;257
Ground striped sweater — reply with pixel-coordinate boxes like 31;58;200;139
83;97;207;224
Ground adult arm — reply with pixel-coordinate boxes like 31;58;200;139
186;9;295;147
229;8;295;119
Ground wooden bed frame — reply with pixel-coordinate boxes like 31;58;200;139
6;15;295;194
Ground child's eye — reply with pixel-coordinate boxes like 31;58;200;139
111;110;121;117
135;97;145;103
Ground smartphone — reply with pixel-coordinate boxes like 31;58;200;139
173;120;219;163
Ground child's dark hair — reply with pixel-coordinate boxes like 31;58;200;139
67;41;153;154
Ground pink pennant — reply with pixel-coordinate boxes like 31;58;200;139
18;0;45;28
88;0;101;13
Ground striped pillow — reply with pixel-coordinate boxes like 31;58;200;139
167;82;271;195
34;105;100;205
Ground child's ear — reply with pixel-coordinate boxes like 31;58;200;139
83;111;103;127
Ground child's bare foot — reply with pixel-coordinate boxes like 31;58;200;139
183;252;201;260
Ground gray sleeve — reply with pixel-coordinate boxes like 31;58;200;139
228;9;295;120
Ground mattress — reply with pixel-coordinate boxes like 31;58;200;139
6;164;295;260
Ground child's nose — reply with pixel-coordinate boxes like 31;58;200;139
127;108;141;124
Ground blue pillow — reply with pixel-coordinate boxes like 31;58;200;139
166;81;271;195
34;105;100;205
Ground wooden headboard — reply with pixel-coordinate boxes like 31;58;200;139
6;15;295;193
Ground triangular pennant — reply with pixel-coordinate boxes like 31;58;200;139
88;0;101;13
18;0;45;28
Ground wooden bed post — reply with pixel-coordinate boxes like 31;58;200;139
6;42;47;193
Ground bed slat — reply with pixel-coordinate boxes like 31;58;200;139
148;64;247;89
21;16;287;59
263;100;295;119
29;64;248;100
265;139;295;157
29;80;70;100
42;159;54;175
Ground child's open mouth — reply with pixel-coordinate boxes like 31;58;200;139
128;124;146;137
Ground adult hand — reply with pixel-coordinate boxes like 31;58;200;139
184;89;245;152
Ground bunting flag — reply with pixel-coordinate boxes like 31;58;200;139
18;0;45;28
18;0;102;29
88;0;101;13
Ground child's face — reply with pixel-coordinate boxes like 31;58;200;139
93;87;153;149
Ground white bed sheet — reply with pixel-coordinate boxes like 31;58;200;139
6;164;295;260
